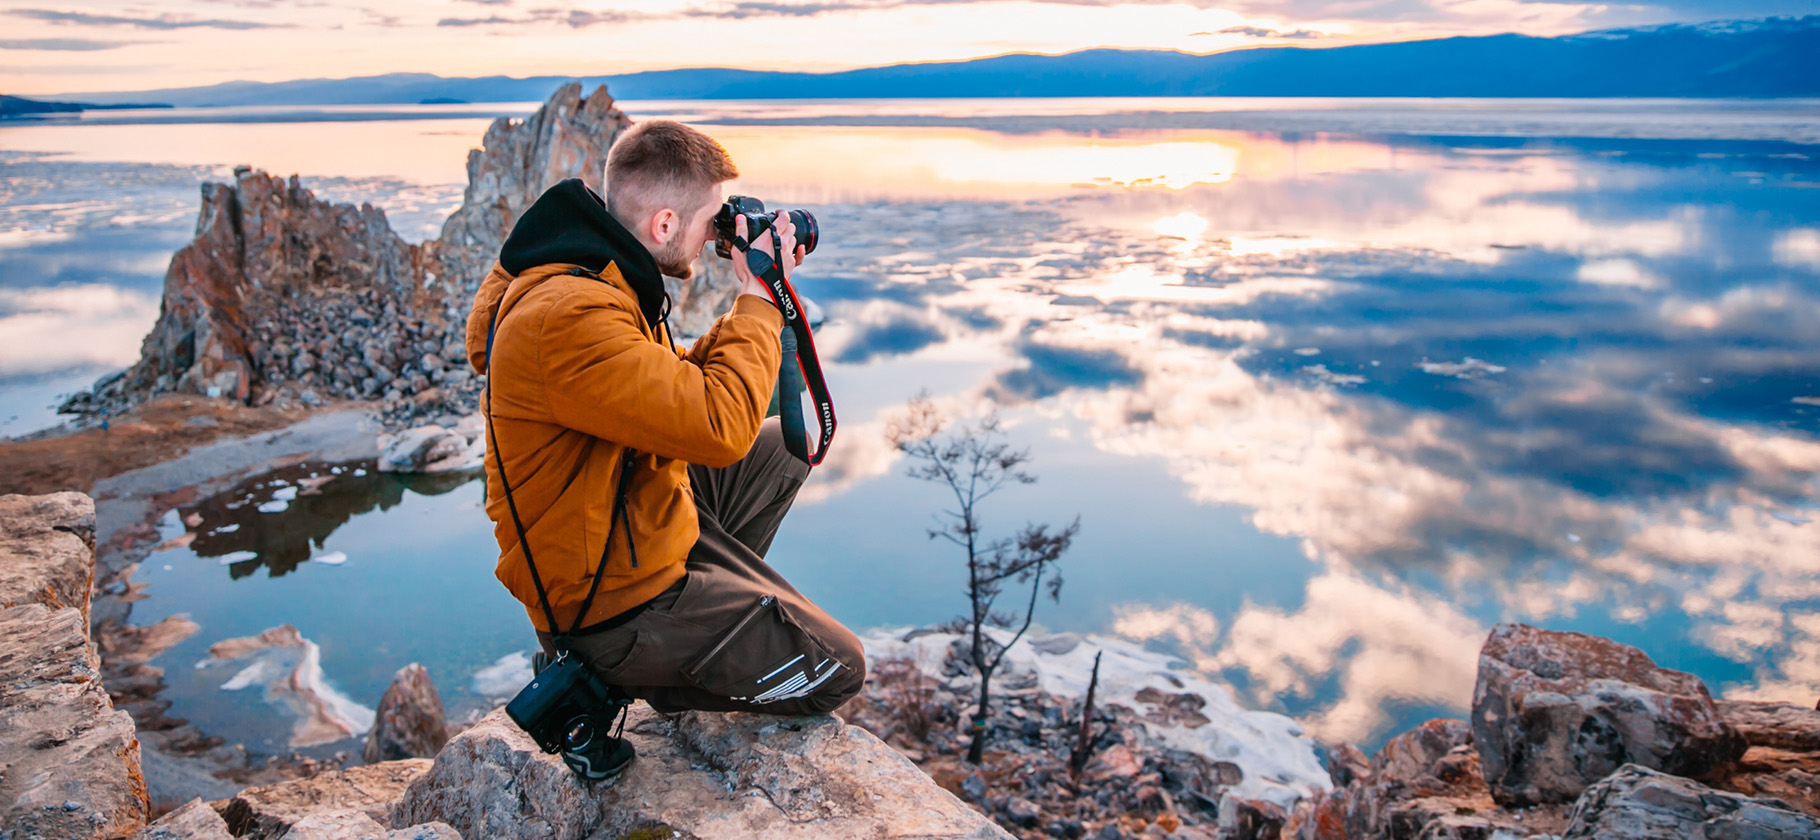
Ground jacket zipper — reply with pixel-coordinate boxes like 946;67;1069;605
684;594;775;678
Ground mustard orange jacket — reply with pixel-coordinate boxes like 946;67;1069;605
464;180;783;633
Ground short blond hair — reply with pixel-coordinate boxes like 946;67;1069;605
605;120;739;224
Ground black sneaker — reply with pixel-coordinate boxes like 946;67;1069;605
560;701;636;782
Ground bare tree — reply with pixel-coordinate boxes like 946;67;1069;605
888;394;1080;765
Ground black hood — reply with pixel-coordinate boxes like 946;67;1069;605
499;179;667;328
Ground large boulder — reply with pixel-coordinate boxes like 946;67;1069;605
1470;623;1745;806
216;759;433;840
374;427;479;474
392;706;1014;840
1562;763;1819;839
363;664;448;763
0;603;148;839
0;491;97;625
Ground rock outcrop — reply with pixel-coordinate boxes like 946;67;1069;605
216;759;433;839
1561;763;1818;839
1;492;149;839
426;81;631;297
77;169;434;413
362;664;448;764
66;81;744;432
0;491;97;625
1470;623;1745;806
392;706;1014;840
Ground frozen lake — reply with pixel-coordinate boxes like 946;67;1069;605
3;96;1817;756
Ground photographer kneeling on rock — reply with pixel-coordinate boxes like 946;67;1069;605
465;120;865;782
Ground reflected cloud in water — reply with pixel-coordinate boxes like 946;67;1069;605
9;106;1819;749
793;126;1820;744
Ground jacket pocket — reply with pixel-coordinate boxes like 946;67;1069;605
681;594;843;704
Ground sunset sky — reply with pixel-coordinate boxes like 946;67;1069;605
1;0;1813;96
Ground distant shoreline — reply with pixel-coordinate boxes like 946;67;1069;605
7;98;1818;147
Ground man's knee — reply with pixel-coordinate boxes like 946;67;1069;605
806;626;868;714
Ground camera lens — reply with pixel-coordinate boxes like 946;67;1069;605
564;716;596;752
788;210;819;255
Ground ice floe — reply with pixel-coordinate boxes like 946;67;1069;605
313;550;348;566
197;624;375;748
470;651;533;700
216;550;258;565
257;499;290;513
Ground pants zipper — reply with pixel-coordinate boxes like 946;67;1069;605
684;594;775;678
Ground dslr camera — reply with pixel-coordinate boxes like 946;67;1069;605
713;196;820;260
505;651;633;780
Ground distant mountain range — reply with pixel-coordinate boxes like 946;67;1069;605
52;15;1820;106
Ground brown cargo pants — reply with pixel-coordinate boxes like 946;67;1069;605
536;418;866;716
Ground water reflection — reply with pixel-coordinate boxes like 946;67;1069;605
186;463;477;580
779;128;1819;742
7;104;1818;750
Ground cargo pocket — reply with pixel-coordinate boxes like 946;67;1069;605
681;594;843;705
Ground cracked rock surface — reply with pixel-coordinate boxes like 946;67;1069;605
392;705;1015;840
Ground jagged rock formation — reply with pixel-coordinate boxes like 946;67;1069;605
426;81;631;297
1471;623;1746;806
391;706;1015;840
362;664;449;764
66;81;741;430
1561;763;1818;839
0;492;150;839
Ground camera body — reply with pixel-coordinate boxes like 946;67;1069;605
505;652;623;757
713;195;819;260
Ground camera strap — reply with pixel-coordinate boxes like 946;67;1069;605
737;231;837;466
485;270;638;652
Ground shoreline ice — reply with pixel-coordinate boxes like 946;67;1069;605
861;627;1331;808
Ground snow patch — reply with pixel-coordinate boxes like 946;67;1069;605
862;627;1329;808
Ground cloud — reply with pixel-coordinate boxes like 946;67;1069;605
0;285;159;377
0;38;146;51
686;0;874;18
1205;25;1326;38
437;15;516;27
9;8;283;30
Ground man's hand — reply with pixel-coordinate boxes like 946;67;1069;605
731;213;808;303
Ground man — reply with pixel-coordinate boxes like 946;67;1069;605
465;120;866;779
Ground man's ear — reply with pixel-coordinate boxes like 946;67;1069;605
649;207;679;245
